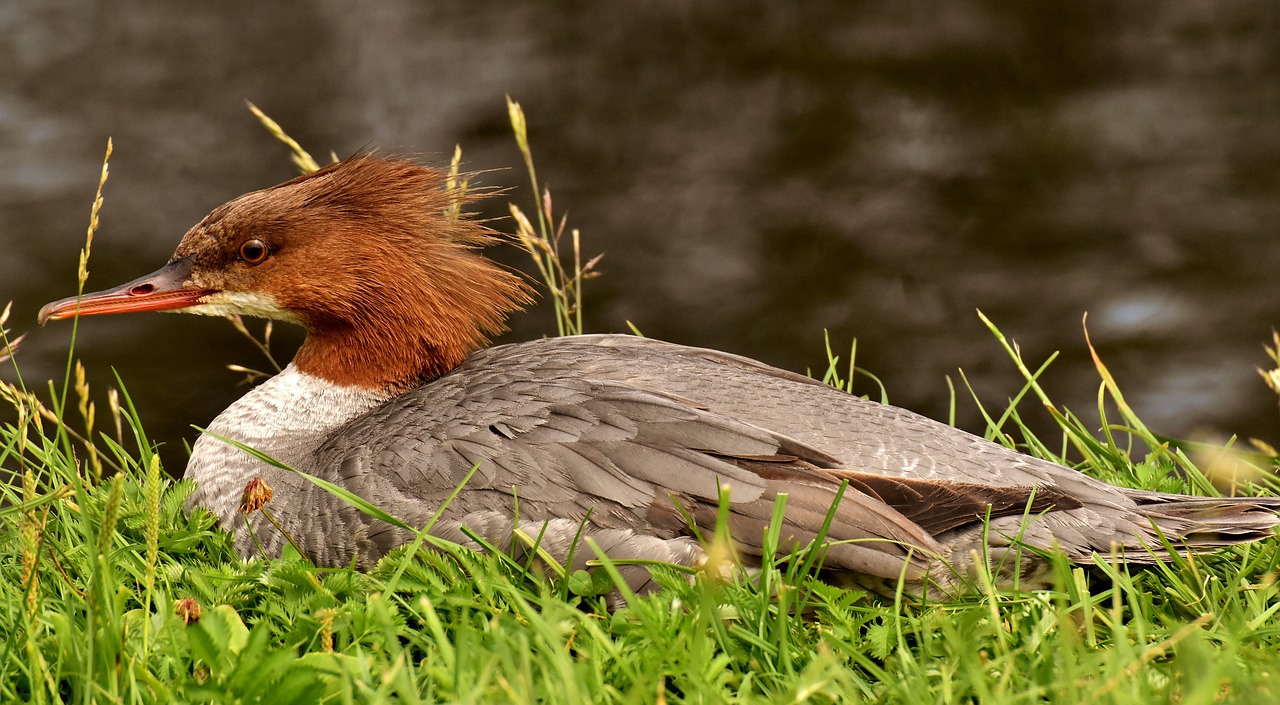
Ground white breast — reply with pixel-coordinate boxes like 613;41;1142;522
184;363;389;535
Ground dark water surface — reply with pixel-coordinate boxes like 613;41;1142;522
3;1;1280;476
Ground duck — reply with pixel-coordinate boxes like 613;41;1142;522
39;154;1280;594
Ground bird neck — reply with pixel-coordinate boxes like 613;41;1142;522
294;323;467;393
287;245;534;394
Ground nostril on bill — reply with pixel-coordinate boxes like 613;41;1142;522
130;284;155;296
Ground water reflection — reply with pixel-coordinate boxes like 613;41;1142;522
3;1;1279;477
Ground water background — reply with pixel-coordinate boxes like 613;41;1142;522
3;1;1279;475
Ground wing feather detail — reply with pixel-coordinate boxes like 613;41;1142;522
307;341;1086;580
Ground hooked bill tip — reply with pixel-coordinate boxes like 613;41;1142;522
37;302;58;327
37;298;76;327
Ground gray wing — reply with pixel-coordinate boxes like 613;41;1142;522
311;361;1069;580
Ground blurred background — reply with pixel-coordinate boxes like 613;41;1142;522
3;0;1279;475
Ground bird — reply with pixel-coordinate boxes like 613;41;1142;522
39;154;1280;595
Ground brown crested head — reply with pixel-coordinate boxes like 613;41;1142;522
42;155;535;392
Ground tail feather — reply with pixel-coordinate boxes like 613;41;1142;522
1132;494;1280;550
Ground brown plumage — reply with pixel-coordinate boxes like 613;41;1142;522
177;157;533;388
39;154;1280;596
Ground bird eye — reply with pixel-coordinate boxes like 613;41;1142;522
238;239;269;264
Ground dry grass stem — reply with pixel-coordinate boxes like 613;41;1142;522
247;101;321;173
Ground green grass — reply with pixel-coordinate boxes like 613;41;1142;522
3;106;1280;704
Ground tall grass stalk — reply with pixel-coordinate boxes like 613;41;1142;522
506;96;601;336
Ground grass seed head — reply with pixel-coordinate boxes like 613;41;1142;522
238;476;274;515
174;598;202;625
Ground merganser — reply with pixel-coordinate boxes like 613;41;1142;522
39;155;1280;593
